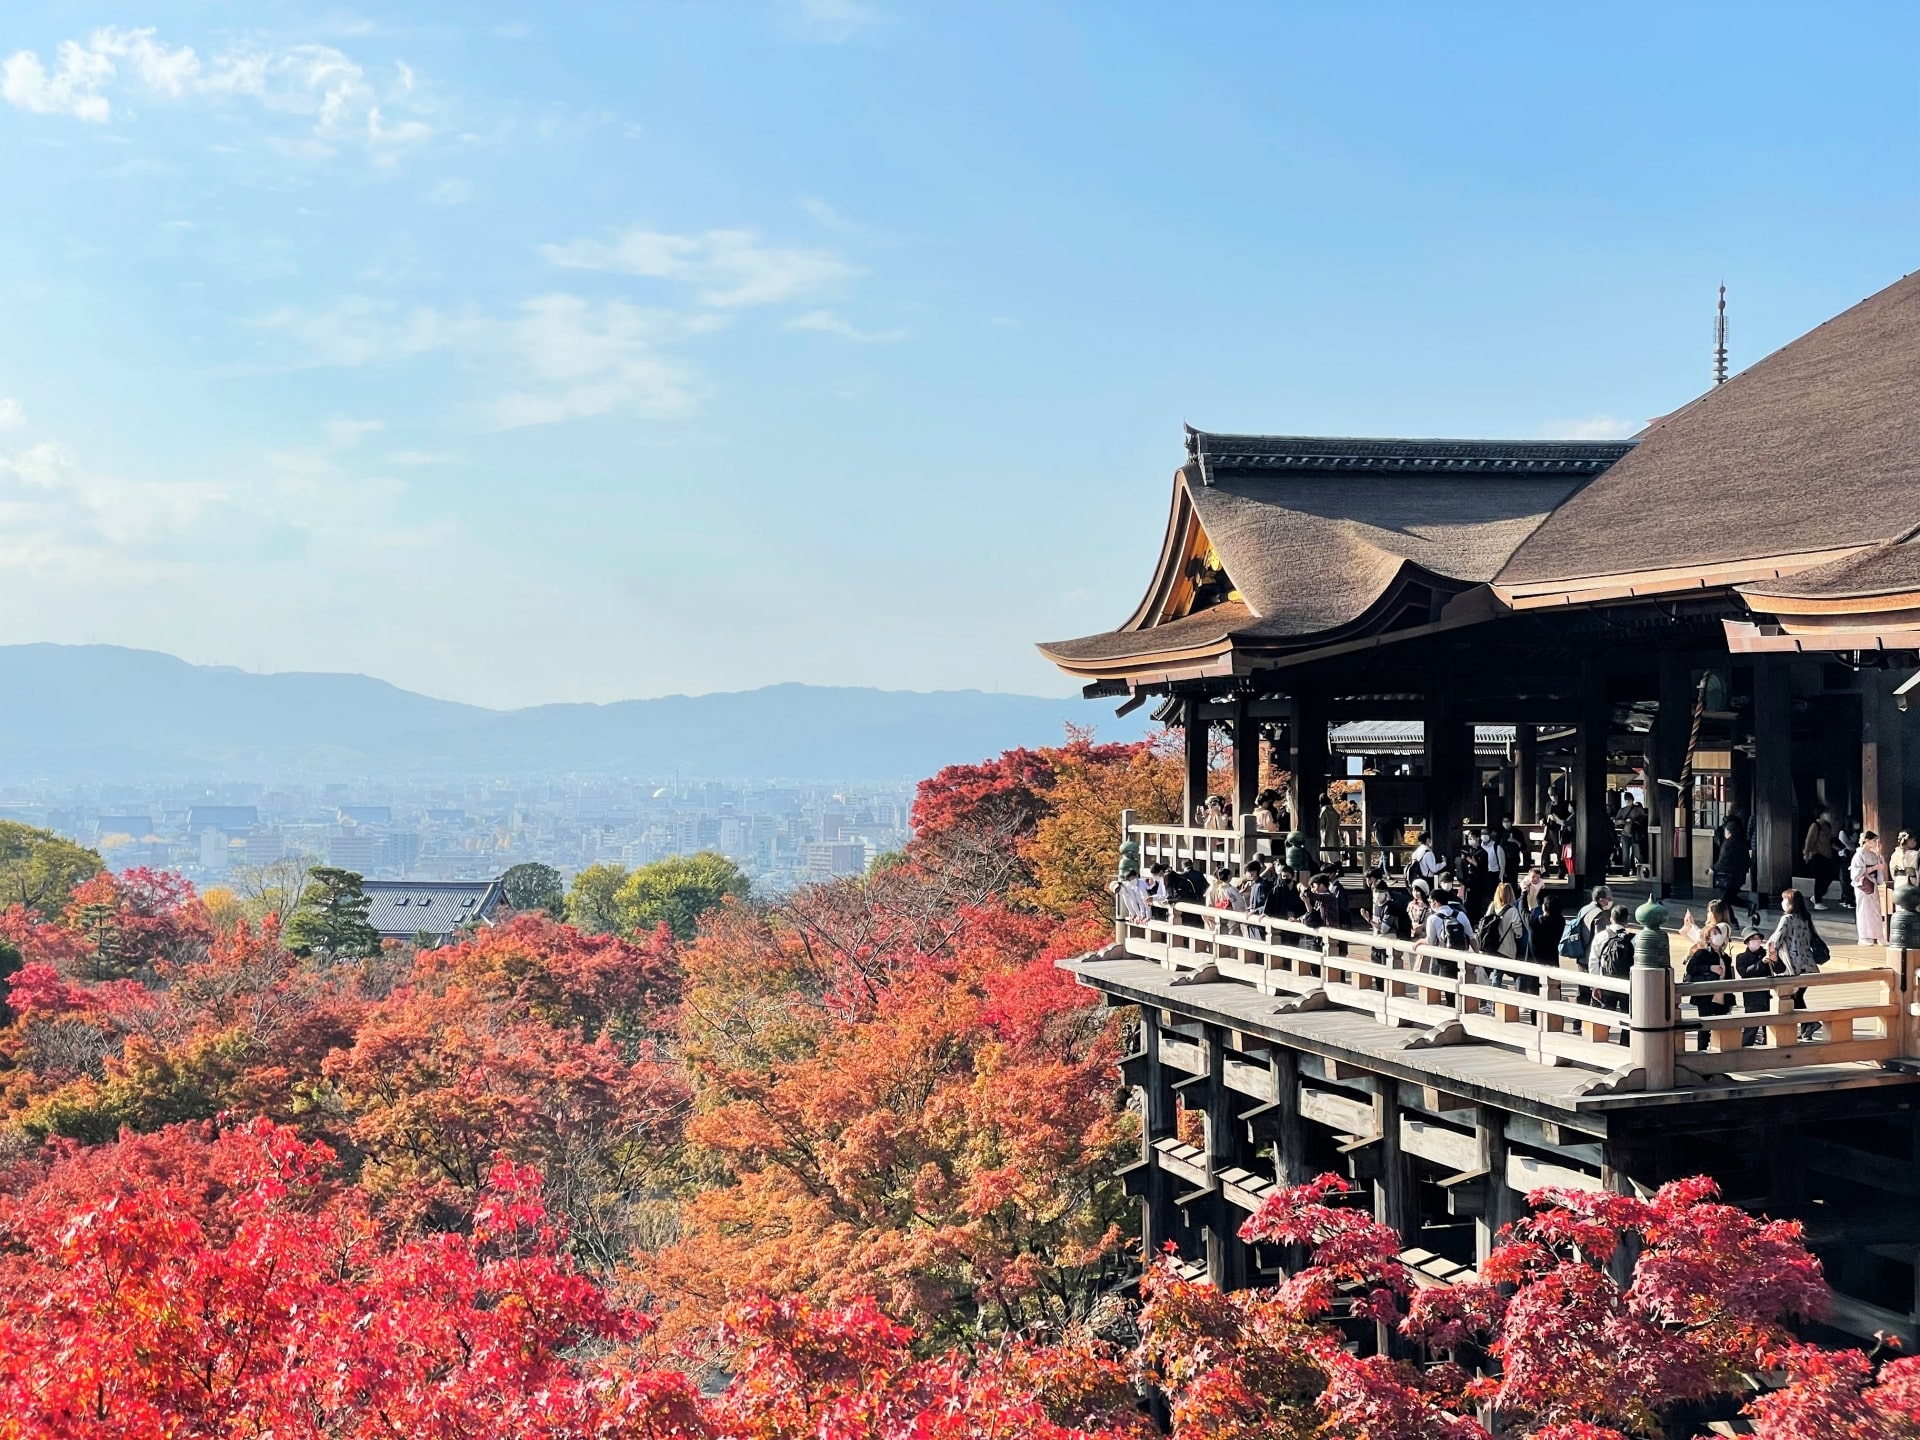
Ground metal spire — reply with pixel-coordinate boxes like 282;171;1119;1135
1713;283;1728;385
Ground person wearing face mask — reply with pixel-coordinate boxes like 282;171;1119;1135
1683;922;1736;1051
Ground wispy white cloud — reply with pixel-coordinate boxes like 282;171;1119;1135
325;417;385;449
0;26;435;162
422;177;471;206
490;294;711;429
250;296;477;366
780;0;886;43
786;309;905;343
0;398;22;431
0;437;232;578
385;449;449;466
541;227;856;308
1540;415;1641;440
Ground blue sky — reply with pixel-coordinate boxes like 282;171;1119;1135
0;2;1914;709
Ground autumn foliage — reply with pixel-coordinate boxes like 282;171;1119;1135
0;731;1905;1438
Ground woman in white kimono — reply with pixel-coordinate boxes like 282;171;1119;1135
1851;830;1889;945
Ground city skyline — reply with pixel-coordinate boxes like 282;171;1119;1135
0;2;1915;708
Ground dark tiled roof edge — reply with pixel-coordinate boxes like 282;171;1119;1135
1184;428;1636;476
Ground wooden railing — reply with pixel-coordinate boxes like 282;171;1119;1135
1131;820;1281;873
1130;816;1555;877
1116;898;1907;1089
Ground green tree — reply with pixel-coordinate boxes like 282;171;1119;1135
0;821;104;917
283;867;381;960
500;861;566;917
613;852;750;941
565;862;629;935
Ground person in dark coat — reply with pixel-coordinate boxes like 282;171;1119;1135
1733;926;1777;1046
1682;924;1736;1051
1712;812;1750;923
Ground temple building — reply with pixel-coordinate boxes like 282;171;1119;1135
1043;268;1920;1344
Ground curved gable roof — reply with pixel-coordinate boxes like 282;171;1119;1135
1038;434;1629;675
1501;269;1920;589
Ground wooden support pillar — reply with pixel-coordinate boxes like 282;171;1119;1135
1426;690;1471;856
1477;1108;1516;1271
1262;1049;1307;1187
1513;725;1538;826
1374;1086;1414;1240
1232;698;1260;826
1287;694;1328;840
1183;698;1210;828
1655;657;1694;900
1574;665;1611;891
1139;1010;1178;1262
1864;669;1908;842
1202;1025;1246;1290
1754;660;1795;900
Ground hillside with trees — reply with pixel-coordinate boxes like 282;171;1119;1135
0;734;1901;1437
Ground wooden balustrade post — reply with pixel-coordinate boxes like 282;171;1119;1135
1239;811;1259;867
1891;884;1920;1059
1631;899;1676;1090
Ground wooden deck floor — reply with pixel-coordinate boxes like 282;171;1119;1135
1063;953;1919;1121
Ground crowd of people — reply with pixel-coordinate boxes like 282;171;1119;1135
1114;790;1904;1051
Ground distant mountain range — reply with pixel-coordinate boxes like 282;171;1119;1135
0;645;1148;782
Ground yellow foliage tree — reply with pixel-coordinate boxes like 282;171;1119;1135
1018;728;1184;915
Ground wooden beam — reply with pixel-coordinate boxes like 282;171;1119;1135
1300;1086;1381;1139
1400;1117;1481;1173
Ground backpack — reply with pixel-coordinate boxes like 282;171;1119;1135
1599;929;1636;979
1558;914;1587;961
1437;907;1471;952
1474;908;1505;955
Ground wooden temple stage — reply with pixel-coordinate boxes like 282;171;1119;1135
1038;269;1920;1344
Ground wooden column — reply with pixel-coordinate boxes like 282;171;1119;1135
1513;725;1538;826
1754;660;1795;900
1232;698;1260;825
1139;1009;1178;1262
1426;690;1471;855
1202;1025;1246;1289
1476;1109;1516;1271
1655;657;1694;899
1183;698;1210;827
1287;694;1328;838
1864;669;1908;842
1574;665;1610;891
1259;1048;1307;1187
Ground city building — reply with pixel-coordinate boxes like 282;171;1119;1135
362;878;507;946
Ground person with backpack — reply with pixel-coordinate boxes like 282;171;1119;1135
1560;885;1615;1012
1406;831;1445;889
1586;904;1637;1014
1475;880;1528;1001
1424;890;1471;979
1767;887;1826;1040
